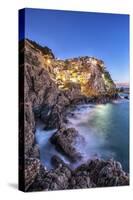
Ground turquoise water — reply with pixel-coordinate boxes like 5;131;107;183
36;98;129;172
35;123;70;169
67;99;129;172
91;101;129;172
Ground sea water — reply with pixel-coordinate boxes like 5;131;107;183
67;99;129;172
35;98;129;172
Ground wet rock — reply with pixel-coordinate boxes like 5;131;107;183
46;106;64;129
40;104;52;123
51;155;68;168
51;127;83;161
45;93;70;129
124;95;129;100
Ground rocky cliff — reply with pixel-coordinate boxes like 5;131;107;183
19;39;128;192
24;39;117;98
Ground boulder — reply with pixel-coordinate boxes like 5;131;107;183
46;105;65;129
51;127;83;161
124;95;129;100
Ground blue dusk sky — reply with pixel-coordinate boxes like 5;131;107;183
20;8;129;83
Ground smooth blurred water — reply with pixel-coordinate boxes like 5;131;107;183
35;123;70;169
67;99;129;172
36;98;129;172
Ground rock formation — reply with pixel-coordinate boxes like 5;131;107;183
51;127;84;161
19;39;128;192
28;157;129;191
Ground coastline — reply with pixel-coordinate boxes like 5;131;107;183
29;96;129;191
19;39;129;192
35;96;129;170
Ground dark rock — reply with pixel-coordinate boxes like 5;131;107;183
45;92;70;129
33;105;42;118
40;104;52;122
19;39;127;192
28;164;49;191
96;160;129;187
24;103;35;155
29;144;40;159
28;157;129;191
124;95;129;100
74;159;129;188
51;127;83;161
29;163;72;191
69;170;93;189
46;107;64;129
20;40;60;191
24;158;41;191
51;155;67;168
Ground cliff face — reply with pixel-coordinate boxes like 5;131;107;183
21;40;58;155
19;39;77;190
22;39;117;148
19;39;120;191
24;39;117;98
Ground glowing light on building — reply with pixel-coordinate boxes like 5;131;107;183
47;59;51;64
91;59;97;65
70;77;78;83
47;58;107;95
56;74;61;80
75;66;79;70
62;76;66;82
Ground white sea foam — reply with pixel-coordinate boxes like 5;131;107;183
66;104;95;126
66;103;115;163
35;124;70;169
35;99;129;171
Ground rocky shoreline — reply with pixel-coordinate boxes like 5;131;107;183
19;39;129;191
28;156;129;191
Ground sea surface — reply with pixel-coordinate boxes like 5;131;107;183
35;97;129;172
